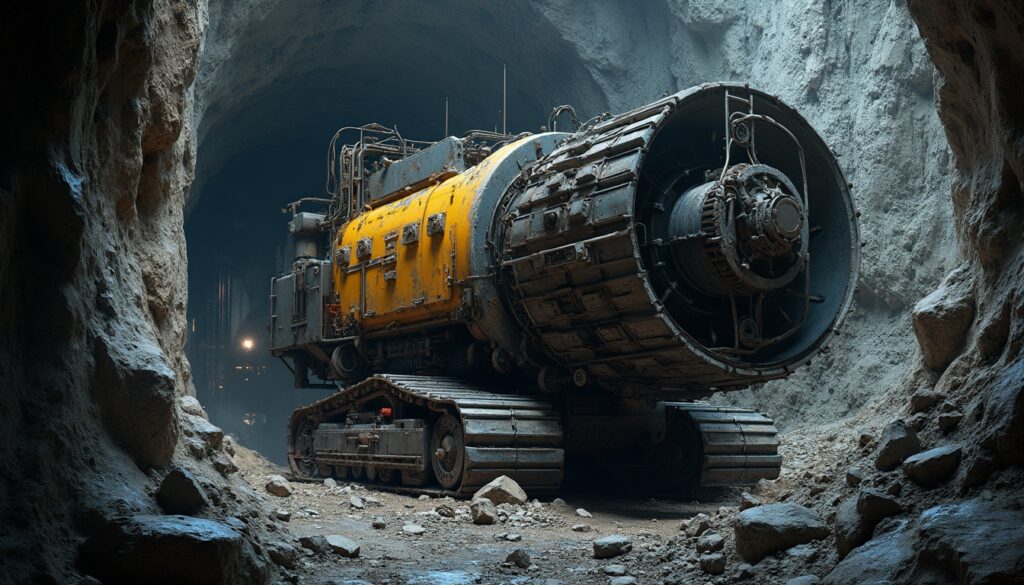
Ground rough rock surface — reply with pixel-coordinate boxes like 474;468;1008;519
472;475;527;506
0;2;274;582
324;535;360;558
156;467;209;515
902;445;962;487
874;420;921;471
734;503;829;562
79;515;266;585
593;535;633;559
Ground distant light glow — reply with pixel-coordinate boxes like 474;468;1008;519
241;337;254;351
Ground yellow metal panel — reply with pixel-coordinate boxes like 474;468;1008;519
333;141;516;333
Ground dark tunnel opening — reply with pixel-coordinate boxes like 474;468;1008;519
183;1;610;463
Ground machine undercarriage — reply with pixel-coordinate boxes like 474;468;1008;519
287;375;780;496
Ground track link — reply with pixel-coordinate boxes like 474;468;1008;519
669;403;782;487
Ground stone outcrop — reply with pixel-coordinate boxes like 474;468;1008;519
734;503;829;563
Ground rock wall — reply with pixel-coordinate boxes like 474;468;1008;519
0;2;269;583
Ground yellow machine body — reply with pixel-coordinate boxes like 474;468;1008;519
332;137;523;333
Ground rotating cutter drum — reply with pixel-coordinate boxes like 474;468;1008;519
497;83;860;396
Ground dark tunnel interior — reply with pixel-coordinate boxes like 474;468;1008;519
184;1;610;462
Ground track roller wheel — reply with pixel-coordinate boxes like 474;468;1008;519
290;419;320;480
431;413;465;490
349;466;365;480
366;466;378;482
377;467;396;484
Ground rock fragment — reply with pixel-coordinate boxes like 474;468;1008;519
371;517;386;529
506;548;531;569
739;492;761;510
267;541;299;569
911;270;975;371
785;577;820;585
874;420;920;471
435;504;455;518
156;467;208;515
402;524;426;535
609;577;637;585
571;523;591;532
697;532;725;553
274;509;291;522
734;503;829;562
473;475;527;505
323;477;337;488
471;499;497;525
699;552;726;574
902;445;962;487
909;389;943;413
684;513;711;537
845;466;864;487
325;535;360;558
349;496;365;509
593;534;633;559
603;564;627;576
937;411;963;433
265;475;293;498
576;508;593;518
298;535;331;555
836;489;903;557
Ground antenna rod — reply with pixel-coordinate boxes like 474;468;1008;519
502;64;507;135
444;96;449;137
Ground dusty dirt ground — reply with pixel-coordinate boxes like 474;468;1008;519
233;425;856;585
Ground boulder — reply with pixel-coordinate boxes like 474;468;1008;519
786;577;820;585
911;268;975;372
902;445;962;487
371;517;386;529
323;477;337;488
736;563;755;580
874;420;920;471
472;475;527;505
78;515;266;585
506;548;531;569
298;535;330;555
734;503;829;563
696;532;725;553
609;578;637;585
915;499;1024;583
593;534;633;559
824;518;916;585
265;475;293;497
267;541;299;569
550;497;568;510
324;535;360;558
470;498;497;525
835;489;902;558
699;552;726;575
156;467;208;515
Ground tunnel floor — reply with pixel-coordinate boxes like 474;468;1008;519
234;416;860;585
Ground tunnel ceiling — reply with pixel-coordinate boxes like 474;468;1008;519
188;0;611;217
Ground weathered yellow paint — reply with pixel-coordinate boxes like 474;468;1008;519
332;137;528;333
